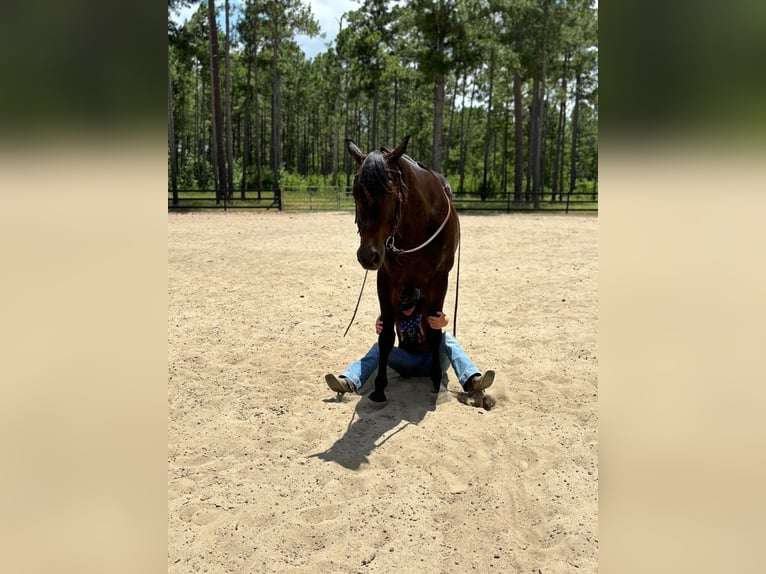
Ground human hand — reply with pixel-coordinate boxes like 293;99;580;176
427;311;448;330
375;316;383;334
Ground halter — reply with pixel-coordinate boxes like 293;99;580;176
384;166;453;255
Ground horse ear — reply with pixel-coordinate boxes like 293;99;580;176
387;135;410;162
345;139;366;164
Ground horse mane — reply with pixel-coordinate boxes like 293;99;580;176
359;149;408;207
358;151;389;205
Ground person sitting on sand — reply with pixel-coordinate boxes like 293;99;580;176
325;286;494;398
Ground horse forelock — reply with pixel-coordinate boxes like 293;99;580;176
352;150;409;239
359;151;389;199
355;150;404;209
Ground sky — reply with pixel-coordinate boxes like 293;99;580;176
298;0;360;59
173;1;597;60
171;0;360;60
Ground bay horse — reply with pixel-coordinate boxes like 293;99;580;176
345;136;460;404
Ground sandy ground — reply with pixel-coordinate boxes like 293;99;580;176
168;210;598;573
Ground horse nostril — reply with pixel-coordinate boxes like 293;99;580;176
357;245;382;269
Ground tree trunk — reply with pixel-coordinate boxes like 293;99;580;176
502;101;509;207
481;48;495;201
513;55;523;204
207;0;227;203
344;72;351;188
241;37;253;199
433;71;445;171
591;156;598;200
540;98;549;202
393;72;398;146
554;98;565;201
332;84;340;185
256;109;263;197
527;78;538;203
457;69;473;194
444;69;459;178
252;28;262;197
533;1;549;209
271;19;282;207
569;73;582;193
553;53;570;201
194;64;201;184
371;88;379;147
168;58;179;206
225;0;234;199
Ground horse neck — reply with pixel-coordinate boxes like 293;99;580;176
399;162;448;231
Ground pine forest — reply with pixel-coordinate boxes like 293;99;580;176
168;0;598;210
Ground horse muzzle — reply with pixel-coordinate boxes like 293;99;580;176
357;244;383;270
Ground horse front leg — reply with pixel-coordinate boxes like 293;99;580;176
426;324;443;393
425;274;449;394
370;317;395;404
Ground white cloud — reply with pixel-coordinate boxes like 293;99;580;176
308;0;359;37
298;0;360;59
170;1;360;60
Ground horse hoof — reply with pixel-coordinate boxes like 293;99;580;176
480;394;496;411
468;390;496;411
368;391;388;406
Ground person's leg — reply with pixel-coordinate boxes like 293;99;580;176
441;332;482;389
337;343;380;392
387;347;431;379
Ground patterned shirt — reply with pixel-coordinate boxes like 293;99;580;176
395;305;430;354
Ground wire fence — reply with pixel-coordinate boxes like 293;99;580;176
168;185;598;213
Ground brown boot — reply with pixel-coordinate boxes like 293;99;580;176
464;370;495;395
325;374;355;394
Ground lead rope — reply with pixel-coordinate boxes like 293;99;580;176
343;269;368;337
453;211;461;337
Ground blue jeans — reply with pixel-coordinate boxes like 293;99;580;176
341;332;480;392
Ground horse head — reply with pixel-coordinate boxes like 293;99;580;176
345;136;410;270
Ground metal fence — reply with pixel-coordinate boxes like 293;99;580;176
168;185;598;213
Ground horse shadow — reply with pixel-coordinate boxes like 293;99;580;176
310;370;450;470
